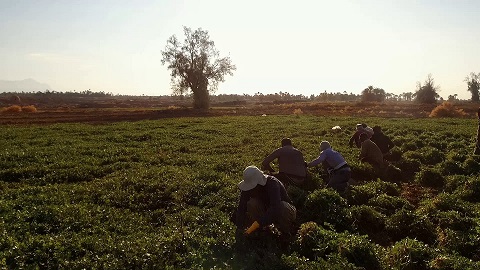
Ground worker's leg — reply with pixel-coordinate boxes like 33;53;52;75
246;198;266;224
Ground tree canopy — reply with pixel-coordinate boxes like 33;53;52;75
465;72;480;102
414;74;440;104
361;86;386;102
161;26;236;109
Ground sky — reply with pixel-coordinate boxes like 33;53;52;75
1;0;479;99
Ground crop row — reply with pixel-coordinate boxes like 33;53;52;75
0;116;479;269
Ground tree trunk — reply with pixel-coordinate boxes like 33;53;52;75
472;90;479;102
192;86;209;110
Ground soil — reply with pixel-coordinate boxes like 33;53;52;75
0;99;478;125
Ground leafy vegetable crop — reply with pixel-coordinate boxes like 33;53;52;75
0;116;479;269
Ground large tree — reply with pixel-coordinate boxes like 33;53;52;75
465;72;480;102
361;86;386;102
414;74;440;104
161;27;236;109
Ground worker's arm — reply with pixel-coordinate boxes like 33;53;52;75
307;151;327;167
261;148;281;172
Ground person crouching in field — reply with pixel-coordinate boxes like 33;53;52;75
307;141;351;193
359;133;386;175
349;123;374;148
475;107;480;154
370;126;395;159
235;166;296;239
261;138;307;187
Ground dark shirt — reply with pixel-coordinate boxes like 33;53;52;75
360;139;384;167
235;176;292;228
262;145;306;177
349;127;374;148
370;132;395;154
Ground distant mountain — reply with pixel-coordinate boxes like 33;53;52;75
0;79;52;92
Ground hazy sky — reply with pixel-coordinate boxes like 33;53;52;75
1;0;479;99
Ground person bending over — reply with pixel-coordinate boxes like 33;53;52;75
262;138;307;187
307;141;351;193
235;166;296;238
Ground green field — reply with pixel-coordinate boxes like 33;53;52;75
1;116;480;269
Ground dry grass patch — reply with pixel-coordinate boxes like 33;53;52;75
2;105;22;113
22;105;38;113
1;105;38;114
429;102;467;118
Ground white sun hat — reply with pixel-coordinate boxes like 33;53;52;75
238;166;267;191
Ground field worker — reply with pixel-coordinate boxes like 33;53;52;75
307;141;351;193
475;107;480;155
235;166;296;238
349;123;374;148
359;133;386;173
261;138;307;187
370;126;395;157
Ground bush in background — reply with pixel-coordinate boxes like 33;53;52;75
22;105;37;113
2;105;22;113
429;102;467;118
1;105;37;113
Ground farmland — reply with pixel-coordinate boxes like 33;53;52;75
1;112;480;269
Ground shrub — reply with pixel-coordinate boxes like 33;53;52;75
418;193;472;214
287;185;309;209
429;102;467;118
395;158;421;181
385;209;436;244
293;222;338;260
387;238;434;270
420;147;445;165
350;205;386;236
302;189;351;231
403;148;444;166
293;222;384;270
437;228;480;259
349;162;377;182
281;254;359;270
21;105;37;113
446;145;468;160
344;180;400;206
337;234;383;270
439;160;463;176
382;164;403;183
462;157;480;175
415;167;445;189
402;141;418;151
387;147;403;162
444;175;470;192
429;254;480;270
293;108;303;116
413;139;425;149
436;210;475;231
453;177;480;203
2;105;22;113
367;194;414;216
427;139;448;151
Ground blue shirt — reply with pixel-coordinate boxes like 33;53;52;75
308;148;347;170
